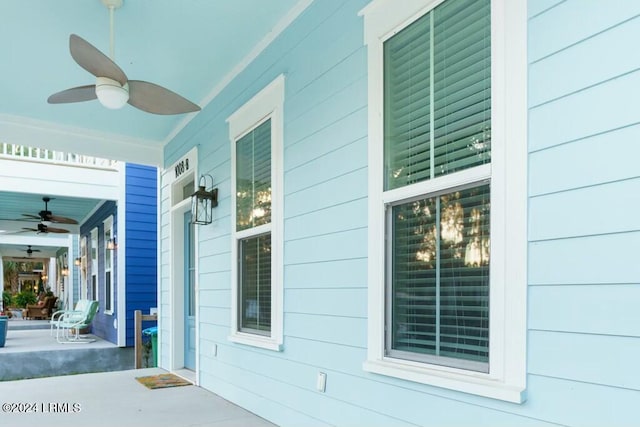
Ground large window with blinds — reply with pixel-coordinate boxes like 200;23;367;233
384;0;491;372
362;0;527;401
104;216;114;314
236;120;272;335
90;228;98;302
228;75;284;351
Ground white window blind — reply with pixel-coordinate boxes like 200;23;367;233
236;120;272;232
384;0;491;190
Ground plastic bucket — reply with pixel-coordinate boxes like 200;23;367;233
142;326;158;367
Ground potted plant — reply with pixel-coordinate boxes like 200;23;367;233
2;291;12;318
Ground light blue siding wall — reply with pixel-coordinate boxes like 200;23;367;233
161;0;640;426
527;1;640;426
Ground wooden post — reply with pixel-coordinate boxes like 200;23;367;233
134;310;158;369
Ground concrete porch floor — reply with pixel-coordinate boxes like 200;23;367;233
0;368;277;427
0;325;134;380
0;322;275;426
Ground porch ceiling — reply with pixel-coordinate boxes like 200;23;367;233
0;191;100;258
0;0;304;165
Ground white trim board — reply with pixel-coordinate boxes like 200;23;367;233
361;0;528;403
163;0;313;145
0;114;162;167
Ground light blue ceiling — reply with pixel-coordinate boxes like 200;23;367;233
0;0;309;253
0;1;303;256
0;0;301;143
0;192;99;227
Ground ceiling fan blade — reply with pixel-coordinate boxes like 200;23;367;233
21;214;42;221
128;80;200;115
48;85;97;104
48;214;78;225
69;34;127;85
45;226;69;234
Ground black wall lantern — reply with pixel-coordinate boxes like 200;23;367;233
191;174;218;225
107;235;117;251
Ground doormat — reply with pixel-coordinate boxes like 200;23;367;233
135;373;192;389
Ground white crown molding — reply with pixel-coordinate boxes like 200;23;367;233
0;114;162;166
162;0;314;147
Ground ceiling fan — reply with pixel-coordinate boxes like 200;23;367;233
22;197;78;225
47;0;201;115
21;245;42;257
22;223;70;235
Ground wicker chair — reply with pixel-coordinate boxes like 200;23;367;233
24;296;58;320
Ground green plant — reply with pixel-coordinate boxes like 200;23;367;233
13;290;37;308
2;291;11;309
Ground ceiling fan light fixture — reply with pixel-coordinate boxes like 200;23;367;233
96;77;129;109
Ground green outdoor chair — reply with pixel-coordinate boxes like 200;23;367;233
50;299;90;337
53;300;99;344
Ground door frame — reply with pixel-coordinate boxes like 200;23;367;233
166;148;199;380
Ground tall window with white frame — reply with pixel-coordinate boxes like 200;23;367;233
236;119;272;335
104;217;114;313
80;236;87;299
384;0;492;372
90;228;98;302
229;75;284;351
363;0;527;402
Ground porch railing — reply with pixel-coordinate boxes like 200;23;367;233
0;142;118;169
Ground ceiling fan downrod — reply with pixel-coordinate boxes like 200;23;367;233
101;0;123;60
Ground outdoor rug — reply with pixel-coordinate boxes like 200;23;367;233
135;373;192;389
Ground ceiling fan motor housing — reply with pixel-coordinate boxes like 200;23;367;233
96;77;129;109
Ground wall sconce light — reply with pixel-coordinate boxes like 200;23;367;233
74;257;81;266
191;174;218;225
61;265;69;277
107;235;118;251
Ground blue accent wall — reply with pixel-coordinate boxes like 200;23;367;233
160;0;640;425
79;200;117;344
124;163;158;346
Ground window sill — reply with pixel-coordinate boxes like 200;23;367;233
228;332;282;352
104;310;113;316
363;358;525;403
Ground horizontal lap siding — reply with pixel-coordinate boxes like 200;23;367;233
158;0;640;426
124;164;158;346
528;1;640;426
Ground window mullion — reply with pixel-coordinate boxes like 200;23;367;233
429;11;435;181
382;164;491;205
435;196;441;356
251;131;256;229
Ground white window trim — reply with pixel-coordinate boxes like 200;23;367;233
360;0;527;403
103;216;114;315
227;74;285;351
90;227;99;303
80;236;88;300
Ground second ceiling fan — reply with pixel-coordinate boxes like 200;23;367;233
48;0;201;115
22;223;70;234
22;197;78;225
21;245;41;256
